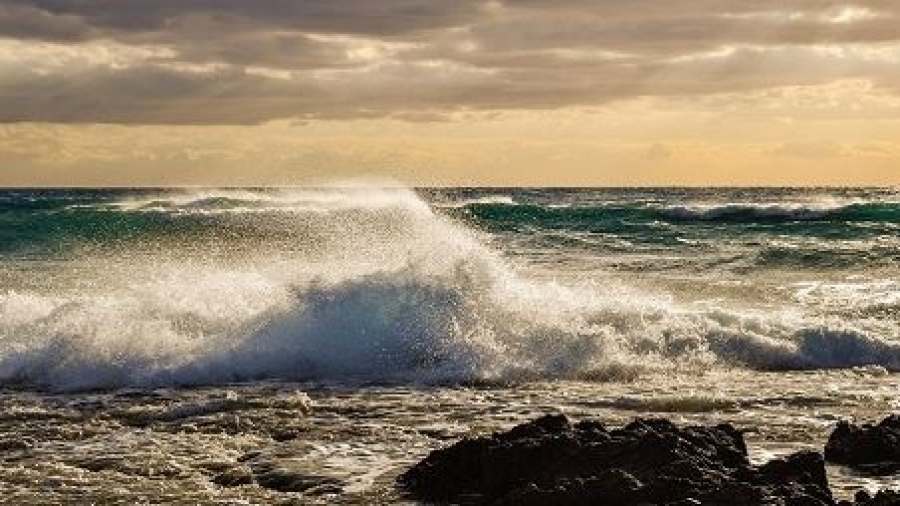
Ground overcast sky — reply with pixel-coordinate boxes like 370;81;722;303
1;0;899;185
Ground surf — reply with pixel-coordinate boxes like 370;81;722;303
0;186;898;391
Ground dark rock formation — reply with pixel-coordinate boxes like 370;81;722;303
845;489;900;506
826;415;900;474
399;414;837;505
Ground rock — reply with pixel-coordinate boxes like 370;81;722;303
399;414;834;506
757;451;828;489
755;451;833;504
853;490;900;506
237;450;263;462
270;428;302;442
253;464;344;495
494;469;644;506
0;437;33;452
212;466;253;487
825;416;900;474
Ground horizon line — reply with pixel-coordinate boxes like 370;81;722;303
0;184;898;190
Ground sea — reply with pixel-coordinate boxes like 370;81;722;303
1;186;899;504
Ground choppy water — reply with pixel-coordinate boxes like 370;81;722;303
1;187;899;503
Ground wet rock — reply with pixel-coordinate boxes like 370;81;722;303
756;451;828;490
237;450;263;462
270;427;302;442
493;469;643;506
826;415;900;474
213;466;254;487
850;489;900;506
0;437;33;452
253;463;344;494
399;414;834;506
77;456;124;473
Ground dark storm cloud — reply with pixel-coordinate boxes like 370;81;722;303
2;0;482;37
1;0;900;123
0;3;93;41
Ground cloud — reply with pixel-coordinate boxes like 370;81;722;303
2;1;900;123
767;141;846;159
2;1;482;38
647;143;673;160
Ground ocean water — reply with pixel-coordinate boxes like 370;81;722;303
1;186;899;503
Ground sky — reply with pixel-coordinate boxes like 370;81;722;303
1;1;899;186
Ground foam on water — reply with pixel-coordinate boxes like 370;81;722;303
659;200;900;223
662;202;842;221
1;187;899;391
432;195;518;209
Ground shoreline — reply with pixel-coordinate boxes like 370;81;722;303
2;375;900;503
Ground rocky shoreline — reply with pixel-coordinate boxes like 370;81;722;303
399;414;900;506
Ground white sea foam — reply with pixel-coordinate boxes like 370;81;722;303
432;195;518;209
2;186;899;390
660;202;847;220
71;185;434;216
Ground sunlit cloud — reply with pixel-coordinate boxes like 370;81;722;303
0;1;898;184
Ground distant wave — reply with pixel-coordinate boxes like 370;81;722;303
458;200;900;225
1;187;899;391
69;187;435;214
657;202;900;222
0;187;435;256
662;203;836;221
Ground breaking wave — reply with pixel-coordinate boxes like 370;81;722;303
1;187;899;391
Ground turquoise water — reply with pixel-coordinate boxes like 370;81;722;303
4;187;900;267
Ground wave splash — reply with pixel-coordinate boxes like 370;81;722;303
1;187;898;390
